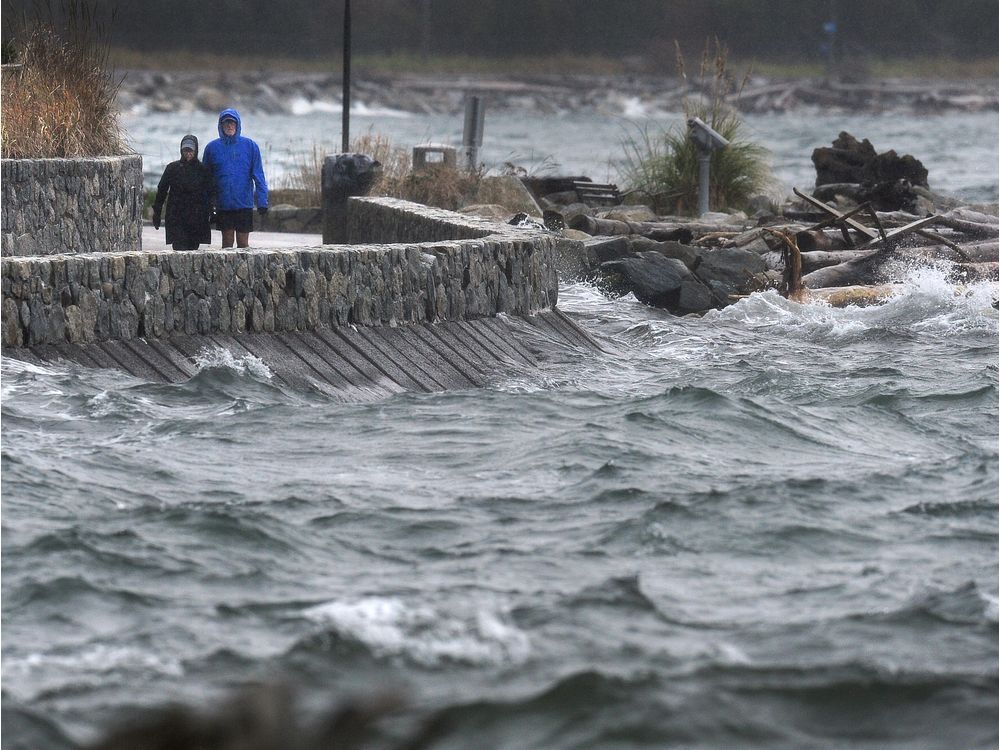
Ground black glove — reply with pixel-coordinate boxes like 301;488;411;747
257;206;269;217
152;212;161;230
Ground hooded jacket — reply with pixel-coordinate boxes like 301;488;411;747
202;108;269;212
152;134;214;246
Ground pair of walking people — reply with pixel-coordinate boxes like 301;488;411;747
152;108;269;251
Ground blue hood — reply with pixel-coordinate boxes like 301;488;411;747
217;108;242;142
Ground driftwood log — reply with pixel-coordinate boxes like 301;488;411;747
568;214;698;242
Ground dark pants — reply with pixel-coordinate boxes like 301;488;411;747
172;241;200;252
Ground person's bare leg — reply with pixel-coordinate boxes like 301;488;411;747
222;229;235;248
236;231;250;248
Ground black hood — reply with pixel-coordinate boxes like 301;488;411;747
179;134;199;159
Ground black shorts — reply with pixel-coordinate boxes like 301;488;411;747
216;209;253;233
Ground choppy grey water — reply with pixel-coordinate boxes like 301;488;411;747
3;265;998;748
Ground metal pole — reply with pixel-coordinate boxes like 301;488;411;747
697;153;711;215
462;95;485;171
342;0;351;153
420;0;432;61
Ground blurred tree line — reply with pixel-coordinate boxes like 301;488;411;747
2;0;996;63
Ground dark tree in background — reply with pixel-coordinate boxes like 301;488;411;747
2;0;995;63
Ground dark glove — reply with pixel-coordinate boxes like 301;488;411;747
257;206;269;217
152;212;161;230
209;209;218;226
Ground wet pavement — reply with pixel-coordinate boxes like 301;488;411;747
142;225;323;251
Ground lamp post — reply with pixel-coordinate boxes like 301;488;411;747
342;0;351;153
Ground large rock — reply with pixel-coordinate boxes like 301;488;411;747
693;246;768;299
597;205;658;223
644;239;701;270
599;252;713;314
473;176;542;216
193;86;229;113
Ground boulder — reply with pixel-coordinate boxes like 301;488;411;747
598;204;658;223
473;176;542;216
693;246;768;298
193;86;229;113
646;240;701;270
586;235;632;266
599;252;714;314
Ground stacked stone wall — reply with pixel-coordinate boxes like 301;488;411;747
1;155;143;257
1;194;561;348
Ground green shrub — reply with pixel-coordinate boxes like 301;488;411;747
620;39;772;216
620;107;771;215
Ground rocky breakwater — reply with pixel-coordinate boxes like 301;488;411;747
1;197;560;349
544;199;997;313
482;131;999;314
119;70;998;117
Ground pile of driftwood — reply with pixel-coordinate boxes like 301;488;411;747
546;196;998;314
736;79;997;114
522;132;998;315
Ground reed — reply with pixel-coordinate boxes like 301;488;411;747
2;1;126;158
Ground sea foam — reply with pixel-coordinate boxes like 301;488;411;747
303;595;530;667
193;347;273;379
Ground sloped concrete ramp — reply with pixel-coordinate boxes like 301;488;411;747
3;310;602;400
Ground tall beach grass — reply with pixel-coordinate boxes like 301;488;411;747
2;1;126;158
280;130;483;211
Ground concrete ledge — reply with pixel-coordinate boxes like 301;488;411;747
346;196;531;243
2;309;603;398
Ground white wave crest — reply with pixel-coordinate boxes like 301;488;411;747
709;264;998;335
193;347;273;379
288;97;412;118
5;644;184;679
303;595;530;667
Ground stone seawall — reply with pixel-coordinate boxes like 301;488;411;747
1;197;560;349
346;196;519;243
1;155;144;257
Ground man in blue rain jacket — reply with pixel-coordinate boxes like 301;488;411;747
202;108;269;248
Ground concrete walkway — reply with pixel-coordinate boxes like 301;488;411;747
142;225;323;251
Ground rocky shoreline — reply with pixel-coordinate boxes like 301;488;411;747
119;70;999;117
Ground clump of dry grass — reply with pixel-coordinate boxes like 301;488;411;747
1;1;125;158
281;130;483;211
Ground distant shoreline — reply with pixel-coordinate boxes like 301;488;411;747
109;48;999;80
118;69;999;118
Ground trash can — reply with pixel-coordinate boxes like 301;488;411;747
321;153;382;244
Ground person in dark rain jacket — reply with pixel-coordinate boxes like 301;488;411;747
201;108;269;248
152;134;215;252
